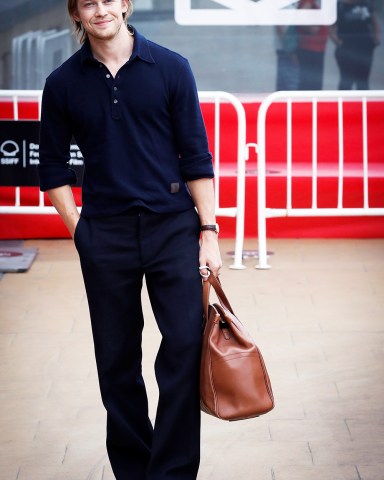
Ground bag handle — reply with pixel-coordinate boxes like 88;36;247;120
203;272;235;321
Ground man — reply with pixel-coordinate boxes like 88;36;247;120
330;0;381;90
296;0;329;91
38;1;222;479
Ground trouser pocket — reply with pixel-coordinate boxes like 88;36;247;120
73;216;86;251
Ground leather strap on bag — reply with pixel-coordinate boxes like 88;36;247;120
203;273;235;321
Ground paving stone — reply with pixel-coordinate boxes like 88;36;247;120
309;440;384;466
269;419;351;443
356;465;384;480
272;465;359;480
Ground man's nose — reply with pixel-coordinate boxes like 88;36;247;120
95;1;108;16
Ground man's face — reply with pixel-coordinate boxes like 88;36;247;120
73;0;128;41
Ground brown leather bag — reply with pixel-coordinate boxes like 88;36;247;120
200;273;274;421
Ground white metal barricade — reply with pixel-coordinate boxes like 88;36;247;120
0;90;247;269
198;91;247;269
255;90;384;269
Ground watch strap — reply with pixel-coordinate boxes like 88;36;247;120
200;224;219;233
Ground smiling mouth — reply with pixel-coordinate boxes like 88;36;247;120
94;20;112;26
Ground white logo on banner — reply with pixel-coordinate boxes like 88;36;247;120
175;0;337;25
0;140;19;157
0;140;20;165
0;140;41;167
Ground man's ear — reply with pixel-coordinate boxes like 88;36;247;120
122;0;129;14
72;8;80;22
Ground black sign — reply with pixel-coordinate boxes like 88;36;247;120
0;120;84;186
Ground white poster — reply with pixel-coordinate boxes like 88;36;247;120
175;0;337;26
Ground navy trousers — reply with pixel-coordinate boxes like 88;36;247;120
297;48;325;91
335;44;375;90
74;208;203;480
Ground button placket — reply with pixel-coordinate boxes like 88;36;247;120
111;77;120;119
98;62;121;120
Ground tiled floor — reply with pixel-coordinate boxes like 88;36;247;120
0;238;383;480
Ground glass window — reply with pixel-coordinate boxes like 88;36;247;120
0;0;382;92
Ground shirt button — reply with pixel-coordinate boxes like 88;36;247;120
106;74;111;78
114;99;118;104
114;87;118;91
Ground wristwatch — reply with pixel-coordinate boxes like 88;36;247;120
200;224;219;234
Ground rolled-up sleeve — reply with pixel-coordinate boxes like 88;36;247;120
170;60;214;181
38;80;77;191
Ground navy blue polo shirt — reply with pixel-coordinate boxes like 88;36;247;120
38;27;213;217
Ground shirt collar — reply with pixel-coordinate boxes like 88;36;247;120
80;25;155;68
130;26;155;64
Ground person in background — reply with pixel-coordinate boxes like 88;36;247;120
296;0;329;90
330;0;381;89
275;24;300;90
38;0;222;479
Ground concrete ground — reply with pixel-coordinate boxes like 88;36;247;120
0;237;383;480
